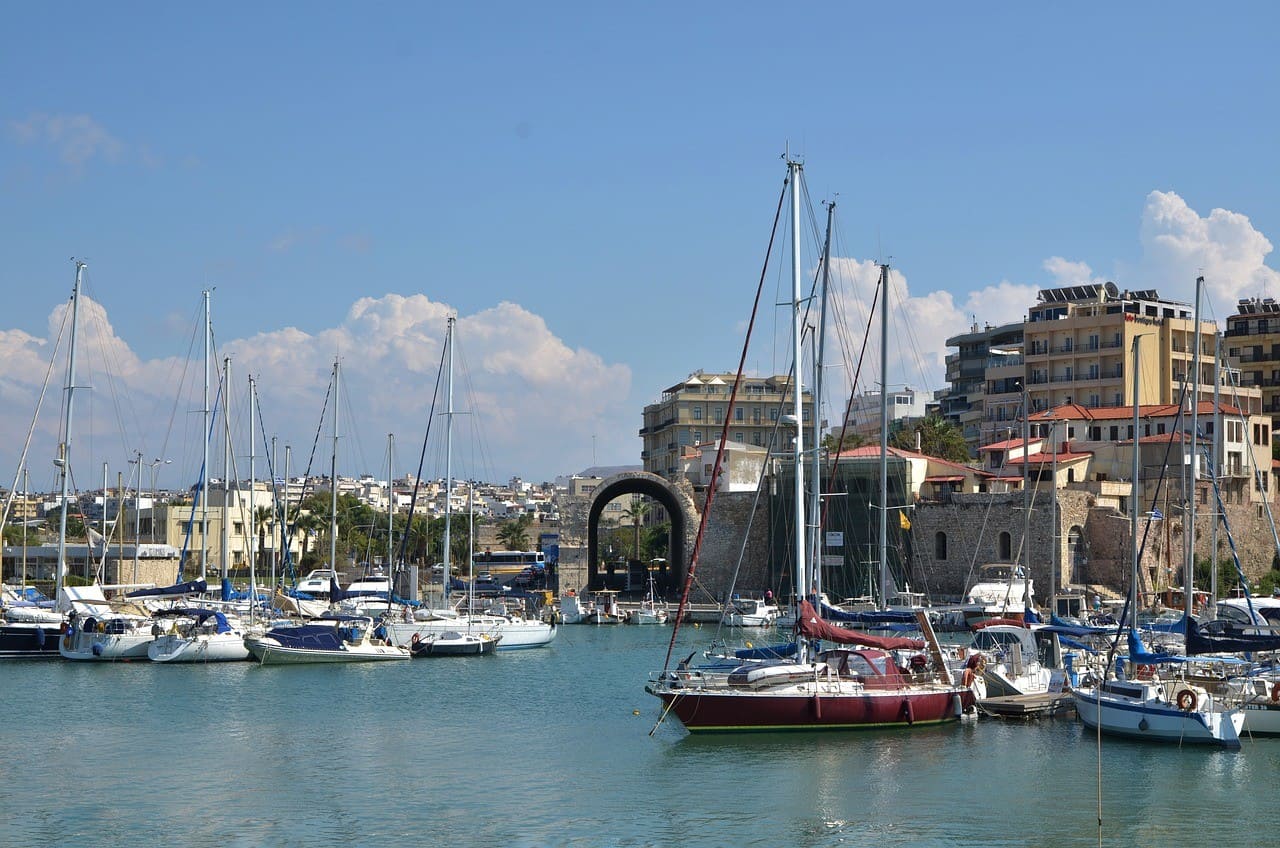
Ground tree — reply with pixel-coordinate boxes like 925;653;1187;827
621;498;652;561
254;506;273;572
889;415;971;463
822;430;871;454
496;513;533;551
292;512;324;567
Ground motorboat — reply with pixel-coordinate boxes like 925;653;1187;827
629;575;669;625
958;621;1054;698
960;564;1034;628
1222;674;1280;737
385;610;555;650
722;596;778;628
409;630;499;656
295;568;340;601
244;614;409;664
1;585;62;659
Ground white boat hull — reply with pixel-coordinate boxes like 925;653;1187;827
385;616;555;650
148;632;251;663
59;630;154;661
245;638;409;664
1074;684;1243;748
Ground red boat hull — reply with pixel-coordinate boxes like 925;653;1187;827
650;686;976;733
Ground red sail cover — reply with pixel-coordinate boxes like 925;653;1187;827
797;600;924;650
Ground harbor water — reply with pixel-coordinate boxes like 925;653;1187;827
3;624;1275;847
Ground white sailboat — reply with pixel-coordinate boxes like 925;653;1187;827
1072;332;1243;747
384;317;554;650
629;574;669;625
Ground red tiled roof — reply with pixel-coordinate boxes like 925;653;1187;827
834;445;991;477
978;436;1041;452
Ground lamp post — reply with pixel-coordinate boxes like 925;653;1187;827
148;458;171;544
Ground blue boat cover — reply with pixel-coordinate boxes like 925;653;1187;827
1126;629;1187;665
1185;617;1280;655
734;643;797;660
126;579;208;598
818;600;917;624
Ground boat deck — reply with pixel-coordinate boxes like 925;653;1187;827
978;692;1076;719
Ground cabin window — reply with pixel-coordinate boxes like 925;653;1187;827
935;532;948;560
998;531;1012;561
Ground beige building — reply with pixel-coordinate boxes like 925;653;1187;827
1023;283;1236;413
1226;297;1280;427
640;371;816;482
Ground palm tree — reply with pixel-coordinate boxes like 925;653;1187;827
496;513;533;551
292;512;324;567
254;506;273;572
621;498;652;561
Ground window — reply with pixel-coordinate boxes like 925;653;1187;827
1088;426;1101;440
714;407;724;423
935;532;948;560
1157;423;1166;435
692;430;702;443
1067;468;1076;483
1109;426;1119;441
770;408;778;421
998;531;1012;561
735;432;744;443
692;407;702;421
735;407;744;422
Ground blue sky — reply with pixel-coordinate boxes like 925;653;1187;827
3;3;1279;489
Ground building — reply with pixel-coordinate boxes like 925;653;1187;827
941;321;1024;455
640;371;816;482
841;387;932;440
1225;297;1280;426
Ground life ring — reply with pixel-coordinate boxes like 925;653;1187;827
411;633;420;645
1176;689;1198;712
1270;682;1280;703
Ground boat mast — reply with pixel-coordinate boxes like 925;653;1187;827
1187;276;1203;625
1021;375;1031;609
330;359;340;579
810;200;834;598
1049;420;1058;612
1130;336;1142;629
878;262;891;610
55;260;85;597
282;444;291;585
443;316;455;585
387;433;395;574
271;436;278;592
201;289;211;583
1209;330;1221;619
223;357;232;584
249;373;257;607
787;158;807;639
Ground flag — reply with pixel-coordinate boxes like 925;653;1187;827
899;511;912;531
1149;508;1163;521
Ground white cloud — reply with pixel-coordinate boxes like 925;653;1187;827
0;292;634;487
1043;257;1101;287
9;113;123;168
1129;190;1280;312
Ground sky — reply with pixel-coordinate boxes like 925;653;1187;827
3;3;1279;493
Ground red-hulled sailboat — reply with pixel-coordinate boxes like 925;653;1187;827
646;159;975;733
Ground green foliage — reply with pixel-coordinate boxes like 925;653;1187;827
496;513;533;551
822;431;871;453
889;415;971;463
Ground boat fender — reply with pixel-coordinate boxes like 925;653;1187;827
91;642;104;657
1175;689;1198;712
1138;718;1149;732
35;627;45;647
1271;682;1280;703
901;698;914;725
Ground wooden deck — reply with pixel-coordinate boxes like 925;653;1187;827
978;692;1076;718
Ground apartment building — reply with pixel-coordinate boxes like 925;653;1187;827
1225;297;1280;426
640;371;815;482
941;320;1023;455
842;386;932;440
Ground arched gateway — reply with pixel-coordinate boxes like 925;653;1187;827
587;471;698;595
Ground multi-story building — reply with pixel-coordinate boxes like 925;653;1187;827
1023;283;1234;413
640;371;815;482
841;387;931;440
941;321;1023;455
1225;297;1280;426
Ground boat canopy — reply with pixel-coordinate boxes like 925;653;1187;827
818;599;917;625
1185;617;1280;655
798;601;924;650
126;579;208;598
1126;630;1186;665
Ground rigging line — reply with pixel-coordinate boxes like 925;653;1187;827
155;299;205;495
0;299;71;535
662;172;789;673
396;330;449;570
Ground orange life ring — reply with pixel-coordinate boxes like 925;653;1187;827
1270;682;1280;703
411;633;420;645
1176;689;1198;712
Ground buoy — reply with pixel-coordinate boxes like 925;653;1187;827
633;709;641;716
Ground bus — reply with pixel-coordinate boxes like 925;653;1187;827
476;549;547;577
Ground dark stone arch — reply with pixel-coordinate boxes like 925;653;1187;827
587;471;697;596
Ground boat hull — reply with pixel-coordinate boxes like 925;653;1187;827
386;617;555;650
246;641;409;664
59;631;154;661
1073;689;1243;748
647;683;973;733
0;623;62;659
148;633;251;663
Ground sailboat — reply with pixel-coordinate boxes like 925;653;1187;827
629;573;669;625
383;317;555;651
1071;333;1243;747
647;159;974;732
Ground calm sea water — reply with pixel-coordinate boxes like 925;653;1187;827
2;625;1275;847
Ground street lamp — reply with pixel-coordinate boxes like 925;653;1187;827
148;458;172;544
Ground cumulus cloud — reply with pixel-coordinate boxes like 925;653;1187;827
8;113;123;168
1127;190;1280;312
0;292;633;488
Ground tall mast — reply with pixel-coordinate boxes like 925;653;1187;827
133;450;142;583
810;200;834;597
878;262;891;610
1130;336;1142;628
271;436;278;591
282;444;291;584
787;158;806;626
443;316;456;579
387;433;395;573
330;359;340;577
1021;376;1031;608
1049;420;1058;612
1210;330;1221;619
249;374;257;605
201;289;212;583
1187;276;1202;624
222;357;232;582
56;260;85;597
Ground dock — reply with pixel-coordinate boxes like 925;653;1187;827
978;692;1076;719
